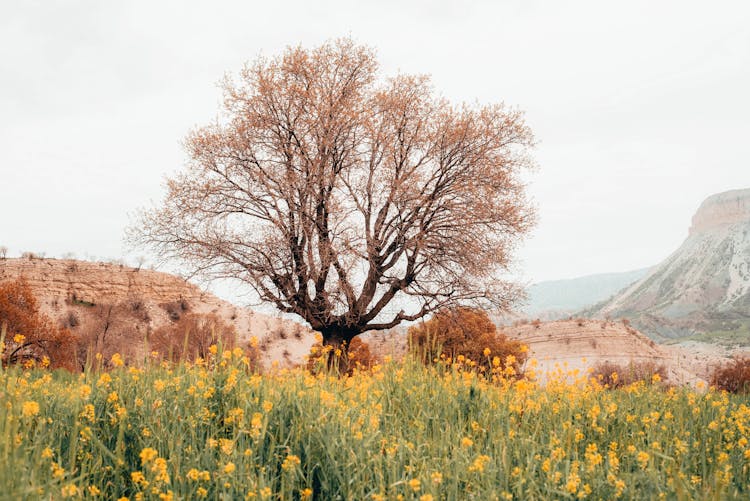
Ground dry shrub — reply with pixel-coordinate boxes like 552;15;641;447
711;358;750;394
0;278;76;370
307;335;374;375
74;303;148;369
592;360;668;388
150;312;237;362
408;307;527;377
160;299;189;322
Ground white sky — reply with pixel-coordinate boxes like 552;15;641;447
1;0;749;302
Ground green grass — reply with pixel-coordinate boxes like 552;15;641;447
2;352;750;500
677;322;750;347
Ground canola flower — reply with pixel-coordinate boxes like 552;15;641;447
1;348;750;499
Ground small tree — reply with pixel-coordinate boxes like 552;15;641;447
0;278;76;369
131;38;535;349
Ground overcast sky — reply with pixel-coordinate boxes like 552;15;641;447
1;0;748;302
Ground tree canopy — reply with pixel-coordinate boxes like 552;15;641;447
132;38;535;345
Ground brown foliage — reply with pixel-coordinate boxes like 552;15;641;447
408;307;527;377
132;38;535;347
149;312;239;363
711;358;750;394
0;278;76;369
591;360;668;389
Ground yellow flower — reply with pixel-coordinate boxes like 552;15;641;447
13;334;26;344
300;488;313;500
61;484;78;498
262;401;273;413
636;451;650;469
468;454;491;473
197;488;208;498
223;462;236;474
565;472;580;494
219;439;234;455
88;485;101;496
139;447;159;465
260;487;272;498
52;462;66;479
614;479;626;496
282;454;301;471
22;400;40;417
420;495;434;501
111;353;124;367
483;347;491;357
461;437;473;448
408;478;421;492
41;447;54;459
431;471;443;484
186;469;200;481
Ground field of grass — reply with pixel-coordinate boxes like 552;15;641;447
2;350;750;500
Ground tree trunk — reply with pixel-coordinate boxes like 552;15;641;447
318;325;360;373
319;325;360;349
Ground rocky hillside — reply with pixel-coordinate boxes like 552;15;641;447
504;319;724;385
586;188;750;341
0;258;314;367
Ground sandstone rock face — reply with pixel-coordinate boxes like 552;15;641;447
0;258;210;308
689;188;750;236
587;188;750;340
0;258;314;367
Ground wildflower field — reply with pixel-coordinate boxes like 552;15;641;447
2;351;750;501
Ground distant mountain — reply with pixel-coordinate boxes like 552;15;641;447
522;268;650;318
586;188;750;341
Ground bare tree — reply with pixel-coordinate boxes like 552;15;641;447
131;39;535;347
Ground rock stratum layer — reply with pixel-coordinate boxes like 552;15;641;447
689;188;750;236
588;188;750;340
0;258;314;367
504;319;720;385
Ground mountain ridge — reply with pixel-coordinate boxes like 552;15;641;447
586;187;750;341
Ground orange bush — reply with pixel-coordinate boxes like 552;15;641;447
0;278;75;370
408;307;527;377
711;358;750;394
